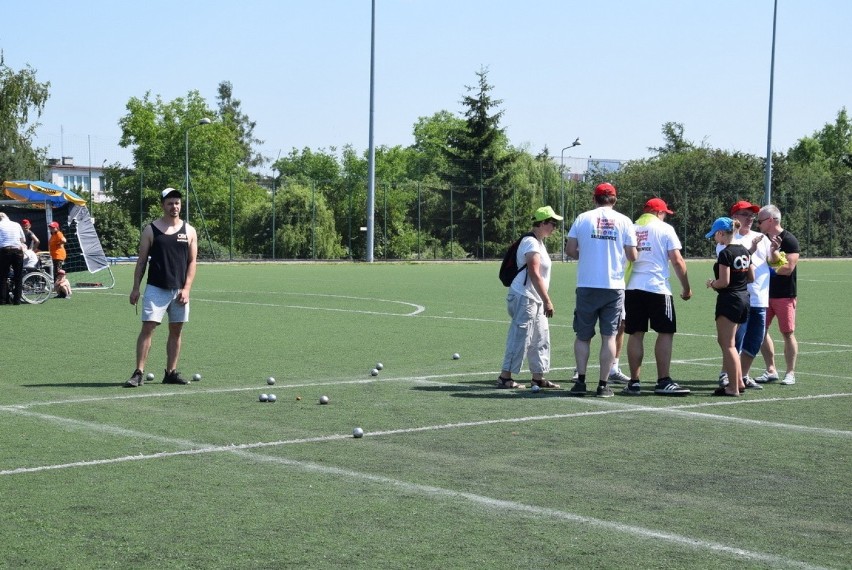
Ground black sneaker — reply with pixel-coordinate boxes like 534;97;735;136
654;378;690;396
163;369;189;385
622;381;641;396
568;381;587;397
124;369;144;388
595;385;614;398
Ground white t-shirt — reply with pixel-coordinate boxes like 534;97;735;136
510;234;551;302
0;219;25;249
715;229;770;307
568;207;637;289
23;248;39;268
627;216;681;295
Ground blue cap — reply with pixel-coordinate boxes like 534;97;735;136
705;217;734;238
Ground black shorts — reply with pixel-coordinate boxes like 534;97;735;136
624;289;676;334
715;291;749;324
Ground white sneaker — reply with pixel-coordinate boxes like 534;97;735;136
718;372;729;387
608;369;630;384
755;370;779;383
781;373;796;385
572;368;579;381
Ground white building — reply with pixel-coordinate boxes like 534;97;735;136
44;156;108;203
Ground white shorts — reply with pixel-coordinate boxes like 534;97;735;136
142;284;189;324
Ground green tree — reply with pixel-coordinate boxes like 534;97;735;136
115;89;267;256
90;201;140;257
604;123;763;257
442;67;518;257
217;81;266;169
0;52;50;182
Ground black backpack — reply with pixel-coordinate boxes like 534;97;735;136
498;232;535;287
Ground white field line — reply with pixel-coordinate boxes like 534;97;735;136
0;407;833;570
103;290;852;351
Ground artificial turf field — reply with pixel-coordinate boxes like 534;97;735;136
1;259;849;569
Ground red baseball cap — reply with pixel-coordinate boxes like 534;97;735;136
730;200;759;215
645;198;674;215
594;183;617;197
21;219;31;226
48;221;60;229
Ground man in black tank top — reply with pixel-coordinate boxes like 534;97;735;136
125;188;198;388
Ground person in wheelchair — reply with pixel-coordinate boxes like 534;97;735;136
23;247;39;270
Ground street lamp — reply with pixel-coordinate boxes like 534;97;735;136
184;117;212;223
560;137;582;261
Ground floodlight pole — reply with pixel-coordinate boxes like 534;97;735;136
365;0;377;262
559;137;581;261
763;0;778;206
184;117;212;224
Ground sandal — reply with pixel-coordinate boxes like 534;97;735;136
496;376;524;389
712;387;740;397
530;378;561;389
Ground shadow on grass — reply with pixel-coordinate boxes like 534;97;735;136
22;382;124;388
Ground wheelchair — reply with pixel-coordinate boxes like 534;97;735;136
6;257;53;305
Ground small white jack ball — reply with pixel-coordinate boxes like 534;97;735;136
319;395;330;405
266;377;276;385
376;362;384;371
259;393;269;402
353;427;364;438
267;394;277;402
370;368;379;377
192;373;202;381
146;372;155;381
531;384;541;393
452;353;460;360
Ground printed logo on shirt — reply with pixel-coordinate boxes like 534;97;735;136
636;229;651;251
177;233;188;243
732;254;750;271
591;217;617;241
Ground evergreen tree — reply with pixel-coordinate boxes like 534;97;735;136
217;81;265;169
442;67;517;257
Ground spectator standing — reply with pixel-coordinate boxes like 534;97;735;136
623;198;692;396
48;221;67;276
565;183;638;397
497;206;562;390
0;212;26;305
22;219;40;252
755;205;800;385
705;217;754;396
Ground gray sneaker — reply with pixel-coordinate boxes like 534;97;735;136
596;385;615;398
621;382;641;396
608;369;630;384
718;372;729;387
124;369;144;388
743;376;763;390
755;370;779;383
568;381;587;397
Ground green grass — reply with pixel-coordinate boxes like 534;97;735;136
1;260;850;569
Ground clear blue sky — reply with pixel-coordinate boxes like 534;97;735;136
2;0;849;169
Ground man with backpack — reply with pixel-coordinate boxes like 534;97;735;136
496;206;562;390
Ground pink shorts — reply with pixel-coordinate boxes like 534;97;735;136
766;297;796;334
